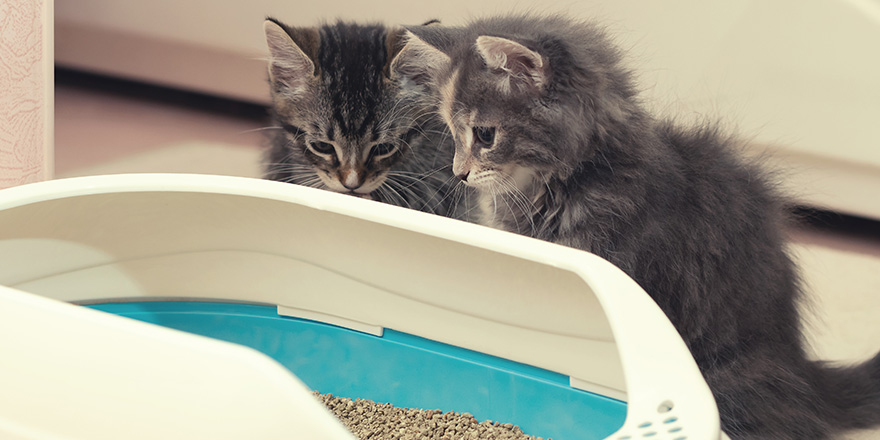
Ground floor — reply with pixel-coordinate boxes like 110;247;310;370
54;77;880;439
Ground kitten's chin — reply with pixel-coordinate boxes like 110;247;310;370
317;179;377;200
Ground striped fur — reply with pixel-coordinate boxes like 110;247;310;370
263;18;470;219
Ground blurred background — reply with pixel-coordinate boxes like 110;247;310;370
47;1;880;437
54;0;880;218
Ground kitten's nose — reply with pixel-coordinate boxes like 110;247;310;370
342;170;362;190
456;171;470;182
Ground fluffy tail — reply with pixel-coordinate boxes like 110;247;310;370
813;351;880;431
709;350;880;439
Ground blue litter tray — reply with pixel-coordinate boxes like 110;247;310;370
87;301;626;440
0;174;723;440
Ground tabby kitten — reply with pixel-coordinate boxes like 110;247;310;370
263;18;465;218
397;15;880;440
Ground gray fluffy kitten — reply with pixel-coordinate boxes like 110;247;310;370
263;18;467;219
397;14;880;440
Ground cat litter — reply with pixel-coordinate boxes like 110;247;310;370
0;174;726;439
314;392;543;440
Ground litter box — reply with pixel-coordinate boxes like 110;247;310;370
0;174;725;440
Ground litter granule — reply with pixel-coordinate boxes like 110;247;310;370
314;392;547;440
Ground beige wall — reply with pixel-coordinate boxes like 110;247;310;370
0;0;54;189
52;1;880;219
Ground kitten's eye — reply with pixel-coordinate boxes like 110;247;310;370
474;127;496;147
369;143;397;160
309;141;336;156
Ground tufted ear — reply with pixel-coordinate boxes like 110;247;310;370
384;19;443;78
390;26;458;86
384;27;407;79
475;35;546;94
264;19;318;96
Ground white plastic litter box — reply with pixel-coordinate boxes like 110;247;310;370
0;174;725;440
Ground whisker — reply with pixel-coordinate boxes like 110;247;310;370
498;176;538;236
422;173;464;218
239;126;284;135
384;175;422;204
379;180;413;210
386;166;453;190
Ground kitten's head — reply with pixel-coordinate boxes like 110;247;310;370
264;19;431;197
399;16;639;194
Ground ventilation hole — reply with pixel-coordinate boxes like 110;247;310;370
669;427;683;433
673;437;687;440
663;417;679;424
642;432;657;438
657;400;674;413
617;436;632;440
638;422;652;428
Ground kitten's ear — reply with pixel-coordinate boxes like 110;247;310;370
264;19;318;95
383;20;442;75
383;27;407;79
475;36;546;94
389;27;455;85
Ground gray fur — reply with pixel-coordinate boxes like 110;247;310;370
263;18;471;219
402;14;880;439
